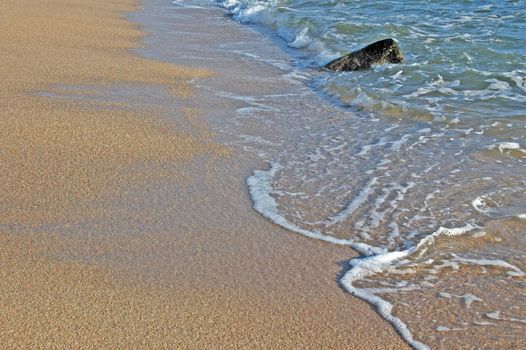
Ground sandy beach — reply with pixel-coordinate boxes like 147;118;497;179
0;0;411;348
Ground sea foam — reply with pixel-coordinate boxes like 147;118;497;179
246;163;516;350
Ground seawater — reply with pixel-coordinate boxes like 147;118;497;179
218;0;526;122
175;0;525;348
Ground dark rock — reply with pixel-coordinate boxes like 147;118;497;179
324;38;404;71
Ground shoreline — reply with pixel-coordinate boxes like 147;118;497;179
0;0;411;348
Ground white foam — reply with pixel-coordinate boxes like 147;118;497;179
247;164;487;349
368;182;414;234
341;224;480;350
212;1;526;346
356;137;388;156
438;291;452;298
439;292;482;308
502;70;526;93
486;78;512;91
247;162;526;349
413;225;477;258
486;311;526;324
450;255;525;277
488;142;525;153
246;163;381;255
472;195;493;216
486;311;501;320
326;177;378;225
341;249;431;350
288;27;311;48
223;0;268;23
216;0;333;65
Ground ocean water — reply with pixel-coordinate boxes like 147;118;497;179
174;0;525;348
218;0;526;122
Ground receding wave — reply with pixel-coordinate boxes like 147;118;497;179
208;0;526;348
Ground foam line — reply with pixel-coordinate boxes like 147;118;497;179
246;164;478;349
326;177;379;226
246;163;383;255
247;163;524;349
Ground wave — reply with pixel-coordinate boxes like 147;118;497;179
246;163;525;349
216;0;526;122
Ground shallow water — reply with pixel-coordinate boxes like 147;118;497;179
170;0;525;348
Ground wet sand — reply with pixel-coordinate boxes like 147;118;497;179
0;0;409;348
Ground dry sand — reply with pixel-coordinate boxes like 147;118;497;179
0;0;410;348
0;0;220;227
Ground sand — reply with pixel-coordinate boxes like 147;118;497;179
0;0;221;228
0;0;410;348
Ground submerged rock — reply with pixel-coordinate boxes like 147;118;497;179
324;38;404;71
